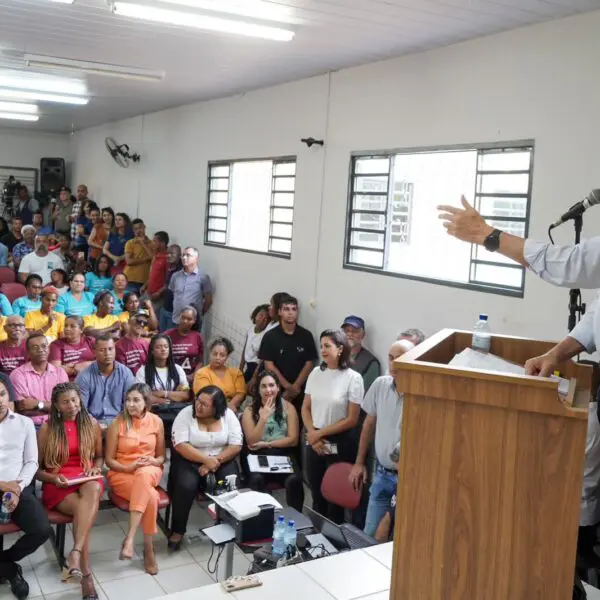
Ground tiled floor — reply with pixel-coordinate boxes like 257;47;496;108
0;502;254;600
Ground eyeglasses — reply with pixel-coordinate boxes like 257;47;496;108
5;323;24;328
135;319;148;326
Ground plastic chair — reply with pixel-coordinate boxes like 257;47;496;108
0;267;15;284
321;462;362;511
1;282;26;304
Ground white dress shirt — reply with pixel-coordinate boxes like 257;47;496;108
524;237;600;525
0;410;38;490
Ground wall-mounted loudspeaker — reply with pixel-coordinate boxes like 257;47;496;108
40;157;66;194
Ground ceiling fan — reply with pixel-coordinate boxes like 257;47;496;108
105;137;140;168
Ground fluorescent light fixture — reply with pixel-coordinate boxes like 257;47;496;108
156;0;294;24
0;101;38;114
111;1;295;41
24;54;165;82
0;70;87;96
0;112;39;122
0;88;88;105
47;0;75;3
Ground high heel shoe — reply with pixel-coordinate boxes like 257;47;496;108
167;536;182;551
143;550;158;575
61;549;83;583
81;573;99;600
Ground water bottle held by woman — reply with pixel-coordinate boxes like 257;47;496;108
0;492;13;524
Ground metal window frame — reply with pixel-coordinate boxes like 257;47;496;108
344;141;535;298
204;156;296;259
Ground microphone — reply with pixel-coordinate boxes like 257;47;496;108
551;189;600;229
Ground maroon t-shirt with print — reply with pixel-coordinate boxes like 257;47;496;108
115;336;150;374
0;340;28;374
165;329;204;377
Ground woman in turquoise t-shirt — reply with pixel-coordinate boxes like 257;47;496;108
56;272;96;317
12;274;43;317
85;254;113;295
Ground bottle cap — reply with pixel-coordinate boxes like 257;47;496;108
288;520;295;526
278;515;285;522
479;314;488;320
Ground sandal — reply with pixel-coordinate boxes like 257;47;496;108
143;550;158;576
61;549;83;583
81;573;99;600
119;538;134;561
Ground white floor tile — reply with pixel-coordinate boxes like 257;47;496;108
354;592;390;600
153;563;214;594
200;548;250;582
44;577;109;600
101;572;165;600
24;539;58;568
134;538;195;572
186;535;217;563
90;547;143;583
87;522;128;555
32;560;75;596
0;566;42;599
92;508;120;527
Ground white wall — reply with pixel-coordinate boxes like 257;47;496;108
0;127;71;186
71;10;600;363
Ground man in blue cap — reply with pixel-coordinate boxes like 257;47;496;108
341;315;380;392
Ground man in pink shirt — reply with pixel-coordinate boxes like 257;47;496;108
10;333;68;427
115;310;150;373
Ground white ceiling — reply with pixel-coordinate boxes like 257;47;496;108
0;0;599;133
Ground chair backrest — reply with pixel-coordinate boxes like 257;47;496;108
0;267;15;284
1;282;26;304
321;462;361;511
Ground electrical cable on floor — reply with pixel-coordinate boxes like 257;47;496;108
206;542;225;580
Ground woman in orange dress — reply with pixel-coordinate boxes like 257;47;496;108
36;382;104;600
105;383;165;575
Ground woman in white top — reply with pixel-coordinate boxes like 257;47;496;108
302;329;364;522
239;303;270;390
167;386;242;550
135;334;190;445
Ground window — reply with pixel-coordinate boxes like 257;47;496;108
205;157;296;257
345;142;533;296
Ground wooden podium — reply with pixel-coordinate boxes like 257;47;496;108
390;329;595;600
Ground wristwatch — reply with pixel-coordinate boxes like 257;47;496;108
37;401;44;411
483;228;502;252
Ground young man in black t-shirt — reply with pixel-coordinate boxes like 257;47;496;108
258;295;317;416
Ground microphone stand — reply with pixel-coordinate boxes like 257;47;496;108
567;215;586;332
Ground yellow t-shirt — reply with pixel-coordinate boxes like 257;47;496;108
24;310;65;342
192;366;247;399
0;317;7;343
83;313;121;330
124;238;151;284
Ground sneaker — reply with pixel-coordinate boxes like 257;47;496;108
7;563;29;599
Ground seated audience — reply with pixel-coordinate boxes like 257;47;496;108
12;274;42;317
76;336;135;425
241;370;304;511
193;337;246;410
265;291;288;331
86;206;107;267
49;316;95;380
57;273;96;317
302;329;363;523
397;328;426;345
349;340;415;537
12;225;35;269
239;304;270;388
11;333;69;427
142;231;169;309
106;383;165;575
1;216;23;252
83;291;121;340
103;212;133;274
165;306;204;384
119;292;158;333
115;312;150;373
85;254;113;294
0;373;52;599
168;386;242;550
18;232;64;285
124;219;153;294
0;238;7;267
0;217;8;240
0;316;28;375
342;315;381;392
24;286;65;342
158;244;182;331
0;291;14;317
110;273;128;314
36;382;103;598
50;268;69;296
135;334;190;440
259;295;317;418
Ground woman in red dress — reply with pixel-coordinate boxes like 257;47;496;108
37;382;104;600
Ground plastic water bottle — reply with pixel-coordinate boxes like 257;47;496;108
272;515;286;556
0;493;13;524
472;314;491;353
283;520;297;556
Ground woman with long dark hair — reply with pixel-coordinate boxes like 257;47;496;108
241;370;304;511
135;334;190;440
302;329;364;523
84;254;113;295
103;212;133;275
106;383;165;575
36;382;103;599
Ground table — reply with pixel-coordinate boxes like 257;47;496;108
149;542;600;600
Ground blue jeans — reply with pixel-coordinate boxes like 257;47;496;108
159;308;175;332
364;463;398;537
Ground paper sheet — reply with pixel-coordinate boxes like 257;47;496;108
206;490;282;521
247;455;294;474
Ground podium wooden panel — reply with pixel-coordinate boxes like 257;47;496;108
390;329;594;600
